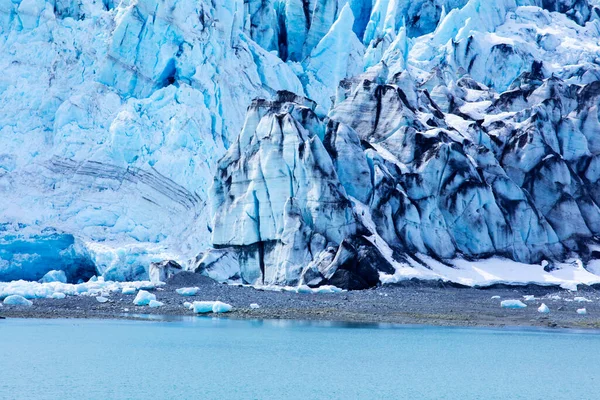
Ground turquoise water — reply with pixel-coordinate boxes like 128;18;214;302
1;318;599;399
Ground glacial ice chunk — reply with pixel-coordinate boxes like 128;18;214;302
523;295;535;301
3;295;33;306
250;303;260;309
133;290;156;306
577;308;587;315
122;287;137;295
212;301;232;313
183;301;192;310
501;300;527;309
40;270;68;283
538;303;550;313
192;301;215;313
175;287;199;296
96;296;109;303
148;300;163;308
50;292;66;299
491;295;501;299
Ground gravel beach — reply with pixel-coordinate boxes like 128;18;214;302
2;273;600;330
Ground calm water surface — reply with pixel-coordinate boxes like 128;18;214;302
1;317;598;399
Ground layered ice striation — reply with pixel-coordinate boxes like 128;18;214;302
3;0;600;287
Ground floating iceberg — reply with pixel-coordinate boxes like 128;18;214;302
50;292;66;299
250;303;260;309
96;296;109;303
577;308;588;315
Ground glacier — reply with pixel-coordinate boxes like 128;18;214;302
2;0;600;289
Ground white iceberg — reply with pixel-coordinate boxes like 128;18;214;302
96;296;109;303
148;300;164;308
175;287;199;297
491;295;501;299
50;292;66;299
191;300;232;313
501;300;527;309
538;303;550;313
133;290;156;306
577;308;588;315
183;301;192;310
523;295;535;301
250;303;260;309
122;287;137;295
212;301;232;313
3;295;33;306
574;297;592;303
192;301;215;314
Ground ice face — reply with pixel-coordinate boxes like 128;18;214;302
4;0;600;288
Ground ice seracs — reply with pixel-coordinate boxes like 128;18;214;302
4;0;600;290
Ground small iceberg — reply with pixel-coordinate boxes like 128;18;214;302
175;287;199;296
148;300;164;308
577;308;588;315
501;300;527;309
183;301;192;310
491;295;501;300
574;297;592;303
212;301;232;313
133;290;156;306
250;303;260;309
192;301;215;313
191;301;232;314
3;295;33;306
96;296;109;303
122;287;137;295
538;303;550;313
50;292;66;299
523;295;535;301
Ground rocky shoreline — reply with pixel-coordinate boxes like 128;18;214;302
1;273;600;330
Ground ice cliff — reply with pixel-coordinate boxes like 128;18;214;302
2;0;600;287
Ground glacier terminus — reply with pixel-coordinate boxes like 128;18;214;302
3;0;600;290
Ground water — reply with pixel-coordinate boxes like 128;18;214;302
1;318;599;399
